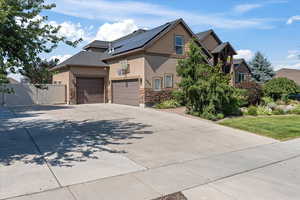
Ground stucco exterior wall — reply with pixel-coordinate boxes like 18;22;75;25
54;66;109;104
53;69;70;103
144;54;180;89
146;23;192;57
107;54;145;102
70;66;108;104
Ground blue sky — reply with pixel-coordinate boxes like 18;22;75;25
40;0;300;71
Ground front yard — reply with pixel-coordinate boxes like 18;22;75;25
219;115;300;141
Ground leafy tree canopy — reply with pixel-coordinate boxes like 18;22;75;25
249;52;275;84
263;77;299;100
177;40;242;120
0;0;81;88
19;59;58;85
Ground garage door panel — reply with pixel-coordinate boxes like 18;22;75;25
112;79;139;106
77;78;104;104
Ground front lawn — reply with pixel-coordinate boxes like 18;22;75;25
219;115;300;141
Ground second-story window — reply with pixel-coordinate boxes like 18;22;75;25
175;35;184;55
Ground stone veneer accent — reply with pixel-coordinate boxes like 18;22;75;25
142;88;175;106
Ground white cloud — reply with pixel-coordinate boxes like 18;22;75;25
287;50;300;59
233;1;288;14
49;0;277;29
50;54;72;62
16;14;92;42
95;19;138;41
234;49;254;61
234;4;262;14
287;16;300;24
48;21;92;41
275;62;300;70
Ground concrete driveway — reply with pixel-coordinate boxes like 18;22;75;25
1;104;300;200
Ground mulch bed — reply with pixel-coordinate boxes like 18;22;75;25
153;192;187;200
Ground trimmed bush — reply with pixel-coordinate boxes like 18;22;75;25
261;97;274;106
171;90;186;105
257;106;272;115
154;99;180;109
247;106;258;116
263;77;299;101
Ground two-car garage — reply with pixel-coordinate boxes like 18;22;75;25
76;78;140;106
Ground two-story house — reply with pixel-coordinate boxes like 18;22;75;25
52;18;252;106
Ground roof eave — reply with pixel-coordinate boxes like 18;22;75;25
103;48;145;61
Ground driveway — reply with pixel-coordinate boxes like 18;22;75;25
1;104;300;200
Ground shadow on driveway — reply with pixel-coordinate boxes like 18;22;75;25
0;106;153;167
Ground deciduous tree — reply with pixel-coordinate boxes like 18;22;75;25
0;0;80;91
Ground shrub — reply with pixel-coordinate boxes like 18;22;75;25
171;90;186;105
272;108;285;115
247;106;258;116
263;77;299;101
199;111;225;121
257;106;272;115
154;99;180;109
261;97;274;106
235;89;248;107
236;81;263;105
289;105;300;115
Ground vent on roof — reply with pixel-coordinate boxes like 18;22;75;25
108;42;115;54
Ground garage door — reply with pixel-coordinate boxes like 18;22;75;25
112;79;139;106
77;78;104;104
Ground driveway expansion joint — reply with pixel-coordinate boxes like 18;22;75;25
8;108;63;188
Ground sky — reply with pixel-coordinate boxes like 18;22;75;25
10;0;300;80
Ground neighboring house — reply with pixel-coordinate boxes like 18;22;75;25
52;18;251;106
233;59;252;85
275;68;300;85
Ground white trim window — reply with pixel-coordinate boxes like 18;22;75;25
153;78;162;91
175;35;184;55
164;74;173;88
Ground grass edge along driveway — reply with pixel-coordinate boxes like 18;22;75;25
219;115;300;141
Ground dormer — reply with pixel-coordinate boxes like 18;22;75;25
83;40;109;53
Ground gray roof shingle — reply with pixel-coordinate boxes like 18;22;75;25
196;30;213;41
83;40;109;50
233;58;244;65
211;42;237;55
52;51;109;70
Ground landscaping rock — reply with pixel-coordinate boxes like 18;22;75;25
276;105;294;113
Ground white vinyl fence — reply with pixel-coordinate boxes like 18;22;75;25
0;84;66;106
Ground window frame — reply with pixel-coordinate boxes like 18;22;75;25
153;77;162;91
236;72;246;83
174;35;184;55
164;73;173;88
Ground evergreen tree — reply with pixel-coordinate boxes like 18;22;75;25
249;52;275;84
177;40;242;120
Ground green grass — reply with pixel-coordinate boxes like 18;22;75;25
219;115;300;141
